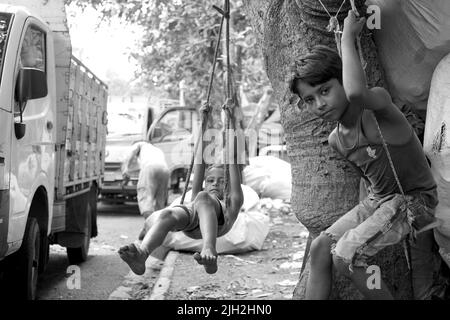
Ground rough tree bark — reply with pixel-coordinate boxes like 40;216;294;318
242;0;414;299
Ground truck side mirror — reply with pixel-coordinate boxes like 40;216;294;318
14;68;47;140
15;67;48;107
14;122;26;139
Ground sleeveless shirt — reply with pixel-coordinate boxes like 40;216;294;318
332;110;438;208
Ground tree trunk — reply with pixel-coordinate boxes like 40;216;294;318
242;0;414;299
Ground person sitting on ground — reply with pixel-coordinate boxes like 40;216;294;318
289;10;440;300
118;110;244;275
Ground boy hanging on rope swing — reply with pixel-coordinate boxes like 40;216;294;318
118;103;244;275
290;10;440;299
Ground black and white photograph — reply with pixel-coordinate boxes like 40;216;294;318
0;0;449;308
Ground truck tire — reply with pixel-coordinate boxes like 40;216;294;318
15;218;41;300
67;202;91;264
38;235;49;275
89;184;98;238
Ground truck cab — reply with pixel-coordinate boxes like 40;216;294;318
0;5;56;294
0;0;107;299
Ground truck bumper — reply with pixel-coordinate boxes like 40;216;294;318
99;181;138;202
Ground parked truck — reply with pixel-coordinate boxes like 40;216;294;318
0;0;108;299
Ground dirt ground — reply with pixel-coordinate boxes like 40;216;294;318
164;199;309;300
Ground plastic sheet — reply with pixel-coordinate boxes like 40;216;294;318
368;0;450;110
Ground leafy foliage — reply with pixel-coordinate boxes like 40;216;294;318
68;0;270;108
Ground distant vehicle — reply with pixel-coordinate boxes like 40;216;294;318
99;104;285;204
0;0;108;299
99;108;154;203
147;106;199;191
99;105;198;202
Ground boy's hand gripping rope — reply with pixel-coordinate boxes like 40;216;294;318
317;0;366;69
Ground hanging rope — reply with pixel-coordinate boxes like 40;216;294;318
180;0;236;206
179;4;226;205
317;0;346;57
223;0;232;208
316;0;366;69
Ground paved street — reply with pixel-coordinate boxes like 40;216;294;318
2;194;308;300
36;202;145;300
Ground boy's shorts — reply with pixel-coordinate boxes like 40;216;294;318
323;193;436;270
172;195;227;239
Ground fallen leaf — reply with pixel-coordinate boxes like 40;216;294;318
277;279;297;286
101;245;116;250
292;251;304;261
187;286;200;293
279;261;302;269
224;255;257;264
299;231;309;238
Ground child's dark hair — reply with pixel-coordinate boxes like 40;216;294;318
289;45;342;95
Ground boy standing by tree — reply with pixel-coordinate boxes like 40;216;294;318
118;109;244;275
290;10;440;299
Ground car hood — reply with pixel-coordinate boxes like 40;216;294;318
105;133;144;163
105;143;136;163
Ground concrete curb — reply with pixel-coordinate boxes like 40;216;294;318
146;250;179;300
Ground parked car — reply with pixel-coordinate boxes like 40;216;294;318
99;109;152;203
99;106;198;202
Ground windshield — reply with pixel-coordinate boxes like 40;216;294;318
107;111;144;140
0;13;12;86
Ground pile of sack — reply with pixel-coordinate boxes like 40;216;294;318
162;185;270;254
160;156;293;254
243;156;291;202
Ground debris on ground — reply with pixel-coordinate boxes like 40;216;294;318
164;197;309;300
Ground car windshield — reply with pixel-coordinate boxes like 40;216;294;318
0;13;12;86
107;111;143;140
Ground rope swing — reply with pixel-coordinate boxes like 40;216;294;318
316;0;366;69
180;0;235;207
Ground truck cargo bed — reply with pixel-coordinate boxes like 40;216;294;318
55;56;108;199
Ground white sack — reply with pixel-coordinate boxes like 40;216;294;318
243;156;291;201
162;185;270;254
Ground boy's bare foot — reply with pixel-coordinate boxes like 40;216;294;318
193;248;218;274
118;243;148;275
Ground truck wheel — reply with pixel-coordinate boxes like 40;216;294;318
16;218;41;300
38;235;49;275
67;203;91;264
